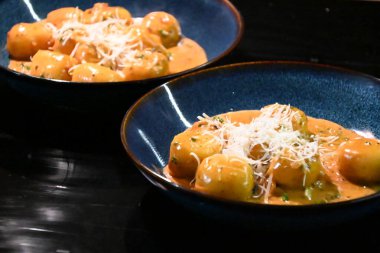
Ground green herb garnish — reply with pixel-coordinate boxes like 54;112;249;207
213;116;224;123
159;30;169;37
281;193;289;202
171;157;178;164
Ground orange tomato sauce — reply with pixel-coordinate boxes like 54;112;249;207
164;110;377;205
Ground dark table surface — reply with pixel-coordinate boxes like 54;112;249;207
1;1;380;252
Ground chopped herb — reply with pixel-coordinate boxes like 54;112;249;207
213;116;224;123
171;157;178;164
329;192;341;200
24;65;31;70
314;180;324;189
281;193;289;202
159;29;169;37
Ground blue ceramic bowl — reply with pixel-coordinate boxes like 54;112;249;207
121;61;380;229
0;0;242;111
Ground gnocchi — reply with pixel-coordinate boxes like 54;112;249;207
6;3;207;82
338;138;380;184
30;50;77;80
7;22;54;60
195;154;254;201
165;103;380;205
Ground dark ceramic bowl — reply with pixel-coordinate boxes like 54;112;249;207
0;0;242;111
121;61;380;229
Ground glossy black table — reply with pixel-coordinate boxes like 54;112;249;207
1;1;380;252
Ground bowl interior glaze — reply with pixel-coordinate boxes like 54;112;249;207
121;62;380;228
0;0;242;110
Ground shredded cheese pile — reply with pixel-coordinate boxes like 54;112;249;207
198;104;337;202
47;14;150;71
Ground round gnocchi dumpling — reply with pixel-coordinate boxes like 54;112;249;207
73;43;100;64
168;128;223;178
338;138;380;184
30;50;77;80
122;50;169;81
6;22;54;60
51;38;77;55
47;7;83;27
71;63;123;82
261;104;309;135
141;11;181;48
82;3;132;24
271;153;323;189
194;154;254;201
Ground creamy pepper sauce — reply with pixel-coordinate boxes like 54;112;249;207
164;110;377;205
168;38;207;74
8;37;207;78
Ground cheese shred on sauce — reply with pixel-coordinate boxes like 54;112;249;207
166;103;380;205
48;16;145;70
198;104;335;200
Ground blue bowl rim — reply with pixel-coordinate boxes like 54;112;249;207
120;60;380;211
0;0;244;88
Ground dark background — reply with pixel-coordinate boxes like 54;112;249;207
1;1;380;252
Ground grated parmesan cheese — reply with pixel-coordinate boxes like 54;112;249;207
47;15;153;71
198;104;338;199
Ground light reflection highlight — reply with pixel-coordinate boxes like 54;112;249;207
21;227;54;233
137;129;165;167
38;207;65;222
23;0;41;21
55;185;68;189
163;84;192;128
353;129;376;139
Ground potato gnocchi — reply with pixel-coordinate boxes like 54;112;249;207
6;3;207;82
165;103;380;205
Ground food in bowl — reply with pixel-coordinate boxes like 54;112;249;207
6;2;207;82
165;103;380;205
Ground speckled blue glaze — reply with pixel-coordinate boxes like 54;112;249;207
121;62;380;229
0;0;242;111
